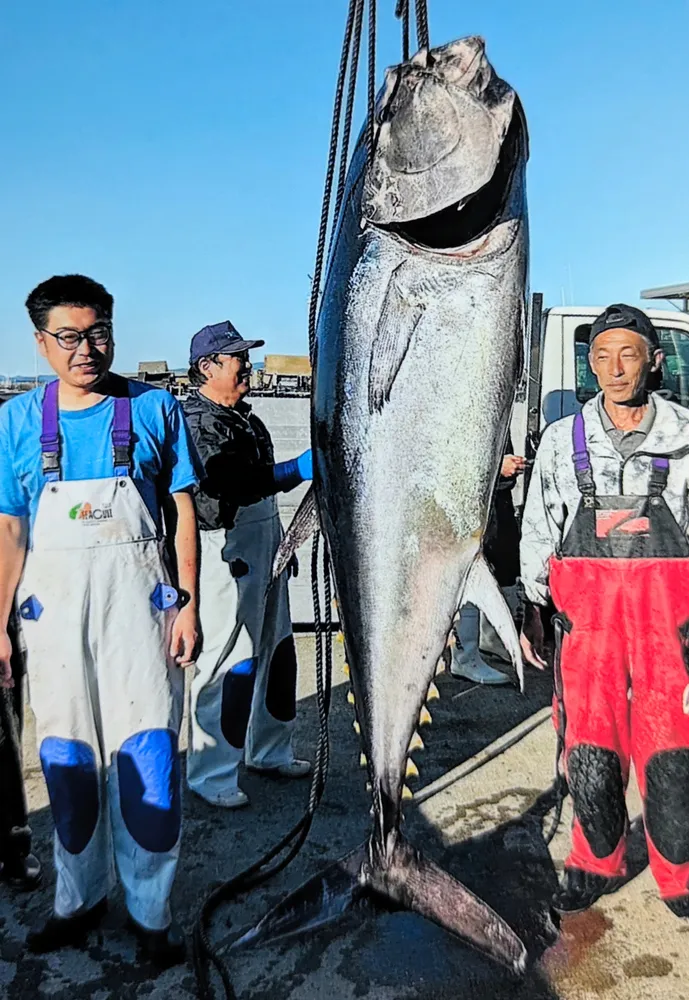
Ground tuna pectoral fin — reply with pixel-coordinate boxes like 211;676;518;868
368;265;424;413
461;555;524;692
272;486;319;580
371;838;527;976
231;845;368;949
232;838;527;976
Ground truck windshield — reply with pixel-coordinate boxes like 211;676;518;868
575;323;689;408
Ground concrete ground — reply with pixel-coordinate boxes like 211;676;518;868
1;636;687;1000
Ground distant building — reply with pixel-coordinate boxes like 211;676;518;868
2;354;313;403
122;355;312;398
252;355;311;396
121;361;190;396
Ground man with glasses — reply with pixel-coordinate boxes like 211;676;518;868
183;321;312;809
0;274;201;963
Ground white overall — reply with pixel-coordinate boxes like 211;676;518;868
188;495;298;803
17;384;184;930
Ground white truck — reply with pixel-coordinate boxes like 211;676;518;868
255;294;689;626
511;295;689;507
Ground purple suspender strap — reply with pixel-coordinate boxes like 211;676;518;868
40;380;61;481
649;456;670;496
571;412;595;495
572;409;670;497
572;411;590;473
112;395;132;477
40;380;132;480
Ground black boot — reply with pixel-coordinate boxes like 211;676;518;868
26;898;108;953
127;916;186;968
0;853;42;891
552;867;623;914
665;895;689;918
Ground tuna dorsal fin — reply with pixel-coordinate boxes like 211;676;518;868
271;485;319;580
368;263;425;413
461;554;524;692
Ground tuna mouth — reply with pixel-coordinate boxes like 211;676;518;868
379;98;526;252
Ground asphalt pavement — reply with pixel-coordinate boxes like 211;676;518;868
2;635;687;1000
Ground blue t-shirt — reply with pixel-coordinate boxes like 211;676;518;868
0;379;202;537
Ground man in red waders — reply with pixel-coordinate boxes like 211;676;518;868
520;303;689;917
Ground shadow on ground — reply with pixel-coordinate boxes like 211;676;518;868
0;646;562;999
226;784;563;1000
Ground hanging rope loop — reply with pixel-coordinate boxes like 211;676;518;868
395;0;430;54
192;2;419;995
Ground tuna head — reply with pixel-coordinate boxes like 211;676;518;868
363;35;524;229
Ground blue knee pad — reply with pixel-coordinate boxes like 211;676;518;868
117;729;181;853
221;657;257;750
265;636;298;722
40;737;100;855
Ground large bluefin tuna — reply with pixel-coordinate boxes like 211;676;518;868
242;35;529;973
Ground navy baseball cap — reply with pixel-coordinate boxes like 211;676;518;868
589;304;659;350
189;320;265;365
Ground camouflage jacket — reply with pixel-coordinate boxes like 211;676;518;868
182;391;278;531
520;392;689;605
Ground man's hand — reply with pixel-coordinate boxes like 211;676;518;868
0;628;15;689
520;602;548;670
501;454;527;479
170;605;199;668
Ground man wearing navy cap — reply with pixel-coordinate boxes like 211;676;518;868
183;321;312;809
521;304;689;919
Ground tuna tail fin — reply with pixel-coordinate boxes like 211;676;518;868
232;845;367;949
272;485;319;580
232;837;527;976
461;554;524;692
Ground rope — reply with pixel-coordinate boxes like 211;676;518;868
395;0;410;60
414;0;430;49
307;0;361;361
366;0;377;157
397;0;410;61
395;0;429;53
192;533;335;1000
191;2;391;994
328;0;365;259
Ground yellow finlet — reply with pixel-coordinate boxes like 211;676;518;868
409;731;425;752
336;631;345;644
435;656;446;675
401;785;413;800
405;758;419;779
366;781;372;792
353;720;360;735
343;662;350;677
427;681;440;701
360;752;367;767
347;690;356;705
419;706;432;726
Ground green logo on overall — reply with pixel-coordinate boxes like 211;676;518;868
68;502;113;522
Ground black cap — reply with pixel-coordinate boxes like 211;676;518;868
589;303;659;349
189;320;265;365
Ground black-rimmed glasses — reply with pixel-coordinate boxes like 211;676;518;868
40;322;113;350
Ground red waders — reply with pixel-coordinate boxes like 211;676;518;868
550;412;689;903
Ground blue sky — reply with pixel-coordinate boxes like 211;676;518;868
1;0;687;375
